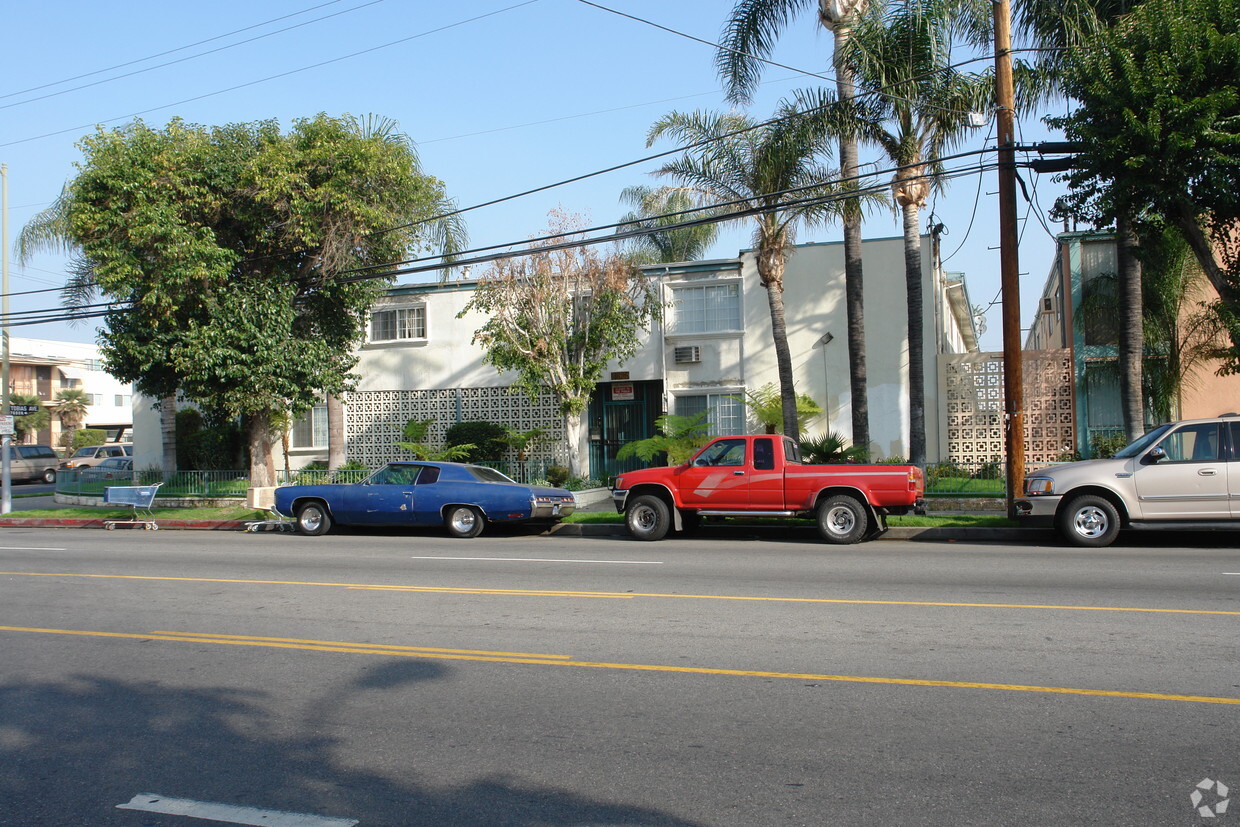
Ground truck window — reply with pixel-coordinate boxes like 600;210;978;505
754;438;775;470
695;439;747;467
783;437;802;464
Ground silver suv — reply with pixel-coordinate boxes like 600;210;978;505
1016;414;1239;547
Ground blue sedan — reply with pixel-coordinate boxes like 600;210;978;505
274;461;577;538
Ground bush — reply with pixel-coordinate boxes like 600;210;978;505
546;465;570;487
445;421;509;462
71;428;107;452
973;457;1003;480
176;409;243;470
1091;433;1129;459
566;476;603;491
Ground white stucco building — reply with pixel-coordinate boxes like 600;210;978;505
8;336;133;446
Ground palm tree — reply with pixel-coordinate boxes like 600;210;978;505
719;0;876;455
646;102;849;436
54;388;91;443
616;185;720;264
833;0;993;463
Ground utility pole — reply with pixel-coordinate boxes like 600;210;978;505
994;0;1025;518
1;164;11;515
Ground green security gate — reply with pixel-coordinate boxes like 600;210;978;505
587;380;662;482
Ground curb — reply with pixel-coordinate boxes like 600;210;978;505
0;518;1046;542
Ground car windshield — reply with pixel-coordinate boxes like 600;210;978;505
1113;424;1173;458
466;465;516;484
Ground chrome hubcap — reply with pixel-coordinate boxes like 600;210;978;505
631;505;656;531
1073;507;1108;538
300;508;323;531
452;509;477;533
825;506;855;535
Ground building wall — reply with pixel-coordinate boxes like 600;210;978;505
8;337;133;447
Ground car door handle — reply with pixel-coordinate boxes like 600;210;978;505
1198;469;1217;476
733;470;745;476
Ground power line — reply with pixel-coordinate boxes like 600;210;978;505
0;1;542;150
0;0;391;112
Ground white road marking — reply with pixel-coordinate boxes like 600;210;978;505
117;793;357;826
409;555;662;564
0;546;67;551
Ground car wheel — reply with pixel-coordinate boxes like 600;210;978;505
295;501;332;536
445;505;484;538
817;494;869;544
1058;494;1120;547
42;468;56;484
626;494;670;541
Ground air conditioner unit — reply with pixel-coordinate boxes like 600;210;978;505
673;345;702;364
1041;296;1055;313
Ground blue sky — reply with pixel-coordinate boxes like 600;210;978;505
2;0;1072;351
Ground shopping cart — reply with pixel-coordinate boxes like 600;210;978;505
103;483;162;530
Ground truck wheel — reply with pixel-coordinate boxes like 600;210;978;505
817;495;868;544
626;495;670;541
1058;494;1120;548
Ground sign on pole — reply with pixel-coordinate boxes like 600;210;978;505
0;416;13;436
8;405;36;416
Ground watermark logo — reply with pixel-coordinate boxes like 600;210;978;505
1192;778;1230;818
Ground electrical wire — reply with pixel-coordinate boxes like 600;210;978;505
0;0;391;112
0;1;542;150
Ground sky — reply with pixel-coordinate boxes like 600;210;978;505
1;0;1075;352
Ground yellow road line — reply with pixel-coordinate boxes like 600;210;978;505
1;570;1238;616
150;630;572;659
1;623;1238;707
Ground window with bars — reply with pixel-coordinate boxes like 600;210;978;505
292;403;329;449
369;306;427;342
674;393;744;436
670;283;741;334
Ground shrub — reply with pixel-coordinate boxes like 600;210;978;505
71;428;107;452
1091;433;1129;459
566;476;603;491
546;465;570;487
445;421;509;462
973;457;1003;480
801;431;868;464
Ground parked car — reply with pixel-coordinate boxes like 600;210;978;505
60;443;133;469
4;444;60;484
93;456;135;481
1017;413;1239;547
273;461;577;538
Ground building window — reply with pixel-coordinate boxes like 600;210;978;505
87;393;103;405
84;359;104;371
292;403;328;449
114;394;132;407
670;283;741;334
370;306;427;342
674;393;744;436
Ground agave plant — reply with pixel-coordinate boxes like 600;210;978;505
801;431;869;464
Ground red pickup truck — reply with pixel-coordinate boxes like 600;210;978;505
612;434;925;543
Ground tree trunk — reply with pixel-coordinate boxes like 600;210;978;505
901;203;927;465
1117;214;1144;443
247;410;278;488
834;22;870;458
758;243;800;438
563;410;585;480
1166;203;1240;359
160;394;177;474
326;393;345;469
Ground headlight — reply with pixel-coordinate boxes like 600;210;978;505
1024;476;1055;496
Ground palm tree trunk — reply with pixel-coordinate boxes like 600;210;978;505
901;203;926;464
758;244;800;438
160;394;177;473
326;393;345;469
834;21;870;458
1117;213;1144;442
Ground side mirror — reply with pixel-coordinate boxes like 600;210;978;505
1146;446;1166;463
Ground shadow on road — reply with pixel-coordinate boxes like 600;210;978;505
0;660;702;825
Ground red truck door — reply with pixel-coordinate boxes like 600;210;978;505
678;438;750;509
748;436;786;509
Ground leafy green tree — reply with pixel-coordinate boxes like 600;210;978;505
718;0;877;455
445;421;509;463
647;102;852;438
1048;0;1240;372
10;395;50;443
616;185;720;264
463;211;661;478
830;0;993;463
22;114;464;485
730;382;822;435
616;412;712;466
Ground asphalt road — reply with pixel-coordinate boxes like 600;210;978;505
1;527;1238;826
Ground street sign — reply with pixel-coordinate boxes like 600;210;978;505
8;405;38;416
0;416;13;436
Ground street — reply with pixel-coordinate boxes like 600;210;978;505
1;527;1237;825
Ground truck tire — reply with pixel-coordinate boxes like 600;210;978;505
817;494;868;544
1057;494;1120;548
626;494;670;541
